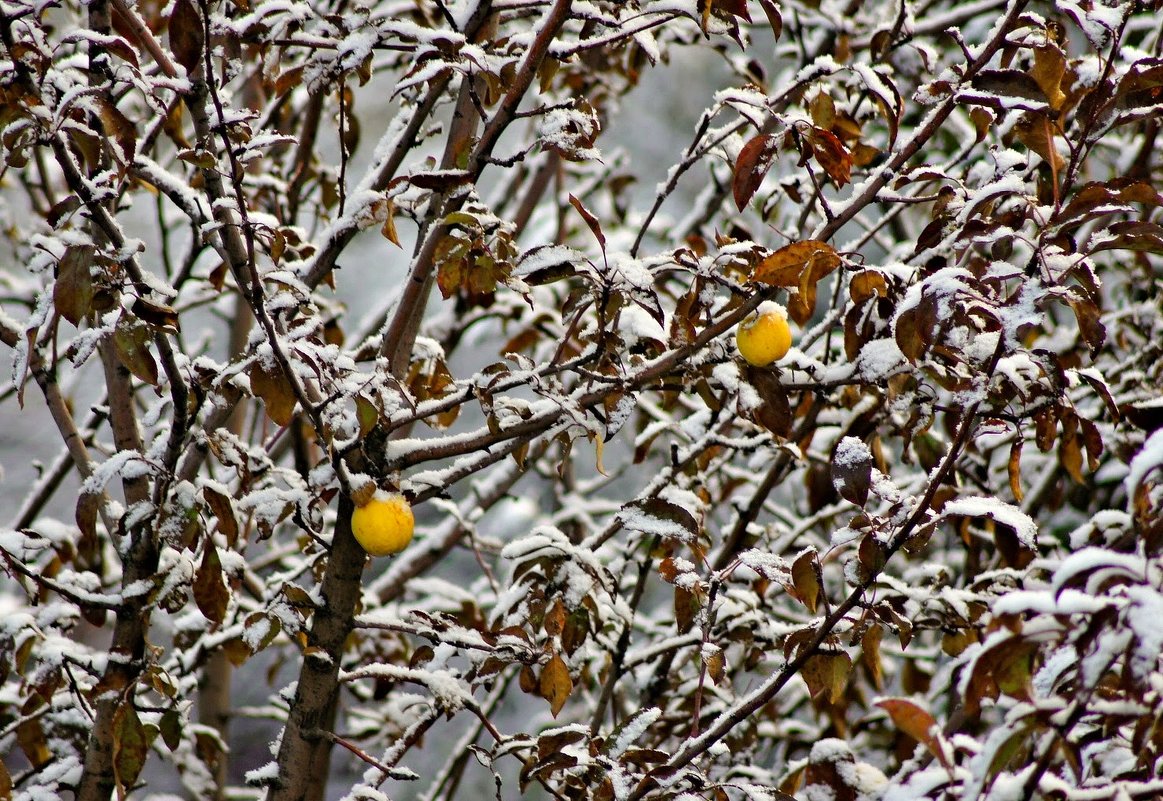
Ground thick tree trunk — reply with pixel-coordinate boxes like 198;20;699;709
266;498;367;801
76;354;156;801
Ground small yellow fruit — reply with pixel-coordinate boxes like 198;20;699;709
350;492;414;556
735;302;792;367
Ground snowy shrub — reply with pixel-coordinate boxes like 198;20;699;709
1;1;1163;800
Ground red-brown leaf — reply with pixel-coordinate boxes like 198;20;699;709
876;698;950;769
733;134;780;210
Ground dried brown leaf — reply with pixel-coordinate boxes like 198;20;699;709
791;550;821;614
806;127;852;186
194;543;229;625
876;698;950;769
1008;439;1024;503
675;585;700;633
1031;44;1067;110
249;360;297;426
204;487;239;546
1012;112;1065;171
753;240;841;287
802;651;850;703
54;244;95;326
95;98;137;167
849;270;887;304
539;653;572;718
733;134;780;211
568;193;605;253
169;0;204;75
862;624;884;690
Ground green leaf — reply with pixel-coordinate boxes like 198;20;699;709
159;709;182;752
355;393;379;437
802;651;850;704
114;318;160;385
113;702;150;799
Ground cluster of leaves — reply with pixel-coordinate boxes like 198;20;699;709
2;1;1163;801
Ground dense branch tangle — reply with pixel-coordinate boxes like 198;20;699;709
1;2;1162;801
